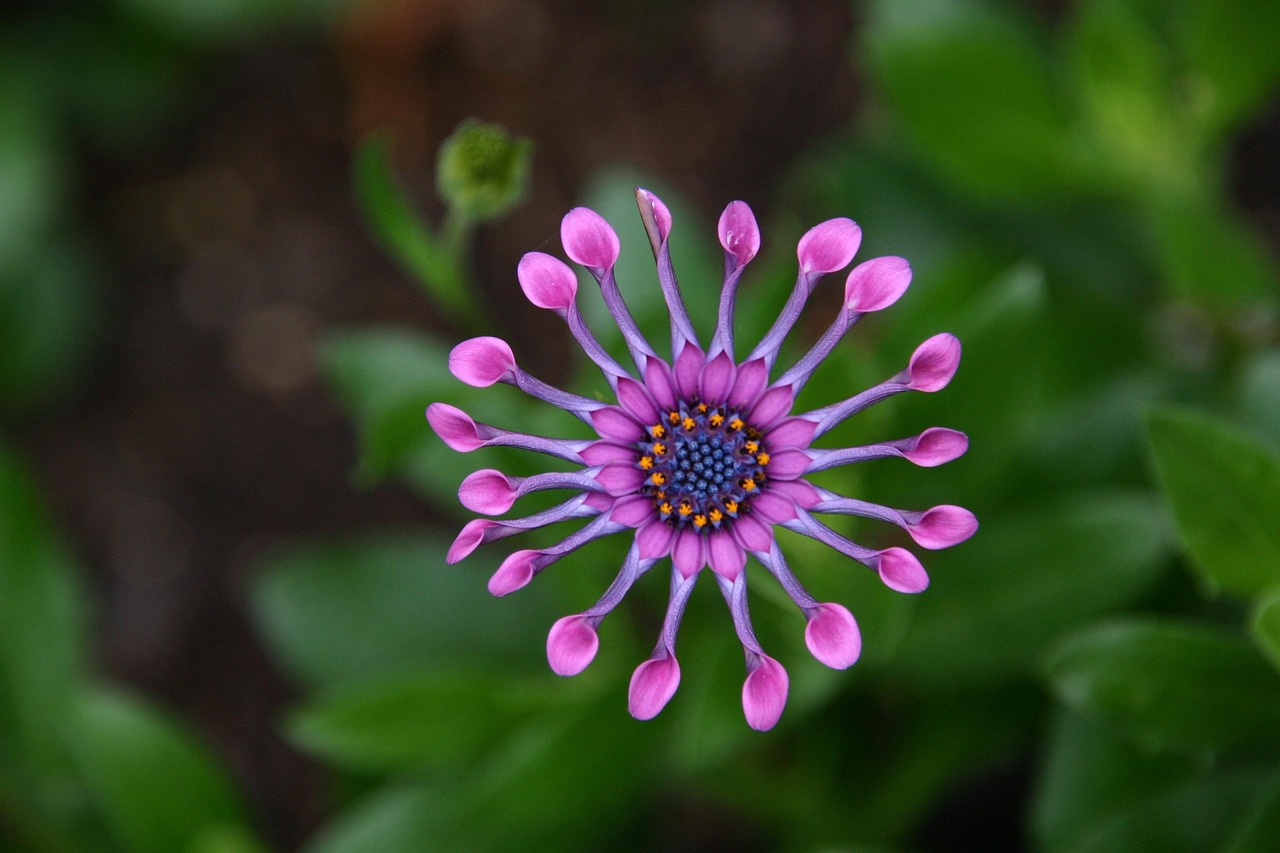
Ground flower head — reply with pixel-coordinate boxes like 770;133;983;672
428;191;975;731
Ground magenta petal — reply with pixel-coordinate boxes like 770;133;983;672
748;385;795;429
765;449;812;480
844;256;912;313
517;252;578;310
449;336;516;387
672;529;706;578
718;200;760;267
628;655;681;720
489;550;538;596
732;513;774;553
903;428;969;467
447;519;495;564
910;505;979;549
804;603;861;669
700;351;736;404
561;207;621;269
636;188;672;246
643;357;677;411
907;333;961;392
589;406;644;442
797;218;861;274
458;469;517;515
595;463;644;496
637;520;676;559
742;655;789;731
876;547;929;593
728;358;768;409
609;495;653;527
750;491;797;524
708;531;746;581
767;479;821;509
765;417;817;449
616;377;659;424
547;615;599;676
580;441;635;465
426;403;484;452
673;342;704;401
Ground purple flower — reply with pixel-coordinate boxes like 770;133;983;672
428;191;976;731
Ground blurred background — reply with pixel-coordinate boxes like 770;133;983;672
2;0;1279;851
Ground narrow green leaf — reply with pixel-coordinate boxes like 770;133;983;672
353;135;473;323
250;534;555;689
68;687;250;853
1046;619;1280;753
1146;406;1280;596
1176;0;1280;139
1251;590;1280;676
892;491;1169;688
1034;710;1272;853
1149;199;1280;309
862;0;1086;199
286;671;570;773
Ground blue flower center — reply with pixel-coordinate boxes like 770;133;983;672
634;401;769;533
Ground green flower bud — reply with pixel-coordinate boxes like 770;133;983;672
436;119;532;222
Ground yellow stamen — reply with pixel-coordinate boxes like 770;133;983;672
696;403;708;414
650;472;666;486
659;501;673;515
653;442;667;456
668;411;680;424
729;418;744;431
693;514;708;528
656;490;666;499
741;479;757;491
756;452;770;466
744;441;759;454
709;413;724;427
708;508;724;523
682;417;696;431
678;502;693;516
652;424;666;438
639;456;654;470
724;499;739;513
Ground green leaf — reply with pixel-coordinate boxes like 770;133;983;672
250;534;556;689
286;670;573;773
1176;0;1280;139
1146;406;1280;596
320;328;455;485
0;443;88;769
353;136;473;324
1251;590;1280;676
1225;774;1280;853
68;687;251;853
1046;619;1280;753
305;785;443;853
891;491;1169;688
862;0;1086;200
1235;349;1280;453
1148;198;1280;309
1033;710;1273;853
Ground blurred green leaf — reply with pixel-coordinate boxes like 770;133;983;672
250;534;556;689
1176;0;1280;139
1033;710;1271;853
1146;406;1280;596
305;785;443;853
0;75;65;265
1148;198;1279;308
0;239;100;413
891;491;1169;688
320;328;455;486
68;687;251;853
0;443;87;769
1252;591;1280;676
1235;349;1280;453
286;671;574;773
1067;0;1194;196
1224;774;1280;853
114;0;340;43
1046;619;1280;754
353;136;473;324
862;0;1086;200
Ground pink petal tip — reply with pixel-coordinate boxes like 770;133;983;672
876;547;929;594
547;615;599;676
628;655;681;720
804;603;862;669
562;207;621;269
797;217;861;275
458;468;517;515
844;256;912;313
449;336;516;387
742;655;789;731
447;519;495;564
426;403;484;452
718;200;760;267
488;550;538;596
517;251;578;310
902;427;968;467
909;505;978;550
636;188;672;249
907;333;961;392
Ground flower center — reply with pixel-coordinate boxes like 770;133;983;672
635;401;769;532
